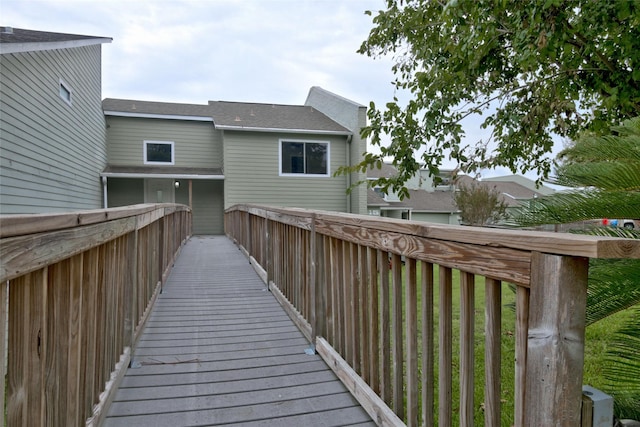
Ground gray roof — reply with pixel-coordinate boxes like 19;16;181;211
0;27;111;54
209;101;350;134
102;98;351;134
367;188;389;207
103;98;213;120
367;162;400;179
401;189;458;212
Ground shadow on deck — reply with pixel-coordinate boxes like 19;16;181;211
104;236;375;426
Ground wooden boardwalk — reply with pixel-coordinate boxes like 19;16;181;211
104;236;375;427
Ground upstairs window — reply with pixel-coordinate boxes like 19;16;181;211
280;140;329;176
59;79;72;105
144;141;175;165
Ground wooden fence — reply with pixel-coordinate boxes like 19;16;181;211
0;204;191;427
225;204;640;427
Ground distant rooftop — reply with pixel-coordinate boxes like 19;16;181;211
0;27;112;54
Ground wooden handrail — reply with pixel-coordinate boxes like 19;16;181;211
0;203;192;427
224;204;639;427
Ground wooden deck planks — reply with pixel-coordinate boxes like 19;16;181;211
104;236;375;427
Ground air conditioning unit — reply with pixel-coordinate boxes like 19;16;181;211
582;385;613;427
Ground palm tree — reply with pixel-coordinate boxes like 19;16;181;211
512;116;640;419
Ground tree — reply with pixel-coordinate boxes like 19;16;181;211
512;117;640;419
453;181;507;226
354;0;640;195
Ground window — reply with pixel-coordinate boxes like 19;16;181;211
280;140;329;176
59;79;72;105
144;141;175;165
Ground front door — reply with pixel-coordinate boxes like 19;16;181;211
144;179;175;203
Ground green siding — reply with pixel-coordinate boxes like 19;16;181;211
107;178;144;207
223;131;349;211
412;212;459;224
106;116;222;168
0;45;107;213
192;180;224;235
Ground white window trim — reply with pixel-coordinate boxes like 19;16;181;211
59;78;72;106
144;140;175;165
279;139;330;177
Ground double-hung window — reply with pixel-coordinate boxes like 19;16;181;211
144;140;175;165
280;140;329;176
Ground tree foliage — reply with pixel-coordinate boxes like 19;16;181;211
453;181;507;226
357;0;640;194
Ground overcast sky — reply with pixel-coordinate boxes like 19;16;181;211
3;0;561;180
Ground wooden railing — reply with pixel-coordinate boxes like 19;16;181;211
0;204;191;427
225;204;640;427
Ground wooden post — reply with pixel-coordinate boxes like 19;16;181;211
524;252;589;426
188;179;193;209
0;279;7;427
309;214;318;349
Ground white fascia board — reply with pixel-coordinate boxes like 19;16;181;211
103;111;213;122
101;172;224;180
0;37;112;55
215;124;351;136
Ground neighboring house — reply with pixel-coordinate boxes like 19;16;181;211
0;27;112;214
367;163;460;224
102;86;367;234
367;163;551;225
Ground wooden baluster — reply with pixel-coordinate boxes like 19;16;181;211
439;265;453;427
391;253;404;419
460;271;475;427
368;247;380;394
515;285;529;427
485;278;502;427
379;250;391;405
421;261;435;427
405;258;418;427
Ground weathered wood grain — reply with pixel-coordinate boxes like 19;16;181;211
391;253;404;419
524;252;589;426
485;278;502;427
1;217;136;282
227;203;640;259
439;265;453;427
460;271;475;427
421;261;435;427
405;258;418;427
315;219;532;286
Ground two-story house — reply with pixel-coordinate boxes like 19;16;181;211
0;26;367;232
102;86;367;234
0;27;112;214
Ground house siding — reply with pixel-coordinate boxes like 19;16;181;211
305;87;367;214
223;131;348;211
0;44;107;213
412;212;459;224
107;178;144;207
106;116;221;168
191;180;224;235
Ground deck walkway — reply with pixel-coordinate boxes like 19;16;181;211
104;236;375;427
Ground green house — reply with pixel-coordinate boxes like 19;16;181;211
102;87;367;234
